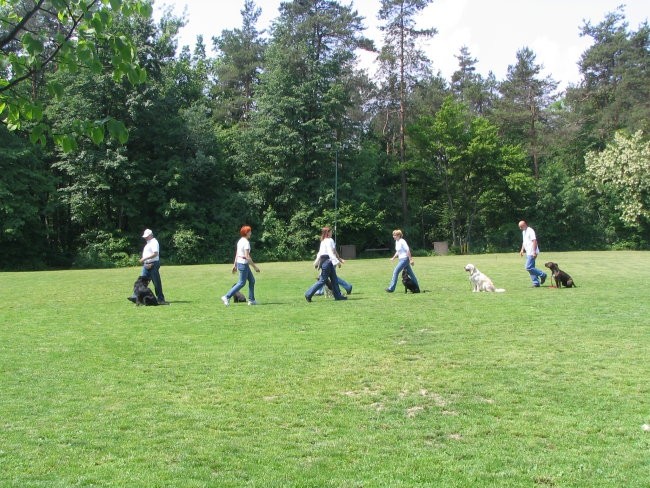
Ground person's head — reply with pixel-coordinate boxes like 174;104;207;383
392;229;403;239
240;225;252;237
320;226;332;240
142;228;154;240
518;220;527;231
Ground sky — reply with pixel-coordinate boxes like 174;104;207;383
154;0;648;90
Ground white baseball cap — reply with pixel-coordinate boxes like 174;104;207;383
142;229;153;238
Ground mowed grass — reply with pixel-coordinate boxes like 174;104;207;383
1;251;649;487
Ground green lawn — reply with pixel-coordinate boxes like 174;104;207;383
1;251;649;487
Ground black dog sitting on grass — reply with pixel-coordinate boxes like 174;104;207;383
128;276;159;306
402;269;420;293
544;262;576;288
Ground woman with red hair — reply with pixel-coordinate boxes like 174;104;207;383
221;225;260;306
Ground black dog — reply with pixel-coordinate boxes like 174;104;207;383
229;283;247;303
402;268;420;293
130;276;159;306
544;262;576;288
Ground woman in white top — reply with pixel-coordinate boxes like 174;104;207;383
221;225;260;306
312;227;353;297
305;226;347;301
385;229;419;292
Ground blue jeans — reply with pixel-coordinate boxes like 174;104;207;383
226;263;255;301
387;258;418;292
305;259;344;299
525;255;547;286
141;260;165;302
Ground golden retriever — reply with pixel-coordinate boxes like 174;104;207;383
464;264;505;292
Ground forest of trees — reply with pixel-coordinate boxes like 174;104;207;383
1;0;649;270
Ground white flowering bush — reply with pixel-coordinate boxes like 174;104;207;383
585;130;650;227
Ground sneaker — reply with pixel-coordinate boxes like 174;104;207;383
221;295;230;306
540;274;546;285
157;299;170;305
305;295;312;303
127;296;136;303
335;295;348;301
248;300;258;306
385;288;394;293
532;284;540;287
346;285;352;295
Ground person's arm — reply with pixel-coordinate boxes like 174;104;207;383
332;245;345;267
531;239;538;257
139;243;159;263
390;249;398;261
139;251;158;263
245;249;260;272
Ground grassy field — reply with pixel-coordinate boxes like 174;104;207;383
1;251;649;487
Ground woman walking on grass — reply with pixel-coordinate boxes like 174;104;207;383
305;226;348;302
385;229;419;293
221;226;260;306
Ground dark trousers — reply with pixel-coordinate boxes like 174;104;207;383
305;259;344;299
142;261;165;302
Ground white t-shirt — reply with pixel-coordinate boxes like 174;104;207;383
142;238;160;263
522;227;540;256
317;237;340;266
236;237;251;264
395;238;410;259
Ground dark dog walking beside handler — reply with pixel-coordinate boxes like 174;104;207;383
386;229;419;293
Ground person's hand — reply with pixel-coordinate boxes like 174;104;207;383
231;265;237;274
410;260;414;265
254;266;260;273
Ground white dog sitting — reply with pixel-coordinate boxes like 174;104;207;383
464;264;505;292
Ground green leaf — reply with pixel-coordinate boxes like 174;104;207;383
61;135;77;153
90;126;105;145
22;33;44;56
139;2;153;17
46;81;65;99
107;119;129;144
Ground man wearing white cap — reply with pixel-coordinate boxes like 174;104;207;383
139;228;168;304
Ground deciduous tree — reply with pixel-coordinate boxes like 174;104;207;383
0;0;152;149
585;130;650;228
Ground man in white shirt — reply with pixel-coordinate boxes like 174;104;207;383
139;228;168;304
518;220;547;287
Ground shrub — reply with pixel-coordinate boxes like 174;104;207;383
73;230;133;268
171;228;204;264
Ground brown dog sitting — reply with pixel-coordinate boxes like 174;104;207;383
544;262;576;288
